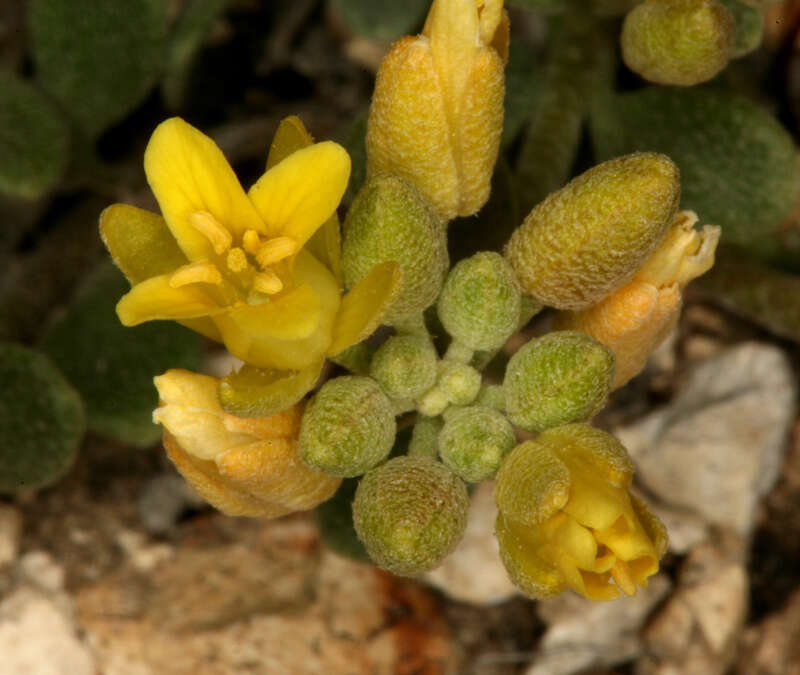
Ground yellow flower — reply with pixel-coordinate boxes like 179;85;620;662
555;211;720;388
494;424;667;601
153;369;341;517
366;0;507;221
101;116;402;373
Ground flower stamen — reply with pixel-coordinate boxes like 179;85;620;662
226;247;249;273
610;558;637;596
255;236;298;269
253;270;284;295
242;229;262;255
189;211;233;255
169;261;223;288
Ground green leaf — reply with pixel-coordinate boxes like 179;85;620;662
40;263;203;447
162;0;228;110
0;72;69;199
591;87;800;261
0;342;85;492
330;0;428;41
29;0;167;138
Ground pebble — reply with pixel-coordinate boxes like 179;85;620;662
18;551;65;593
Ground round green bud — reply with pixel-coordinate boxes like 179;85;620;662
370;335;438;400
437;252;522;351
438;361;482;406
719;0;763;57
342;175;448;324
438;406;516;482
504;331;615;433
352;456;469;575
416;388;449;417
621;0;736;86
299;376;396;477
505;152;680;310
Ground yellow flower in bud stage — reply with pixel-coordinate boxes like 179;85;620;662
154;369;341;517
366;0;508;221
555;211;720;389
495;424;668;601
101;116;402;374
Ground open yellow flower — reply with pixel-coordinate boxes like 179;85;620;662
495;425;667;601
101;116;402;373
154;369;341;517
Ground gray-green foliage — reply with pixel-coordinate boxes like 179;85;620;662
29;0;167;138
330;0;429;41
0;342;85;492
591;87;800;261
439;406;516;482
0;73;69;199
40;264;203;447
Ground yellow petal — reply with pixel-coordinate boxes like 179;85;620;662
266;115;314;169
305;212;342;282
227;283;321;341
116;274;223;326
144;117;266;261
327;261;403;356
248;141;351;247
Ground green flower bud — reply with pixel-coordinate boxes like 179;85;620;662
315;478;370;562
504;331;615;433
342;175;448;324
719;0;764;57
505;153;680;310
437;252;522;351
621;0;736;86
408;416;443;459
353;456;469;575
299;376;396;477
438;361;482;406
417;388;450;417
439;406;516;482
370;335;438;401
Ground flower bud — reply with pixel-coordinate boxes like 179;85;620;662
505;153;680;310
504;331;615;433
556;211;720;389
439;405;516;482
366;0;507;221
370;335;438;401
719;0;763;57
495;424;667;600
437;360;482;406
353;456;469;575
299;376;396;477
342;175;448;324
621;0;736;86
438;252;521;351
154;369;340;517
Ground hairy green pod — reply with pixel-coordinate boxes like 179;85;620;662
370;335;438;401
621;0;735;86
299;376;396;477
438;252;522;351
353;456;469;575
505;153;680;310
439;406;516;482
719;0;763;57
504;331;615;433
408;416;443;458
437;361;482;406
342;175;448;324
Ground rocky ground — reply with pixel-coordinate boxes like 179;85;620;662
2;298;800;675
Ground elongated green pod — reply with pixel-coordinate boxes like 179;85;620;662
621;0;736;86
299;376;395;477
504;331;615;432
439;405;516;482
505;153;680;310
370;335;438;400
342;175;448;324
408;416;443;458
353;456;469;575
438;252;521;351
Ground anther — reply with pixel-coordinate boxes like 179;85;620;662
188;211;232;255
253;270;284;295
169;261;223;288
226;247;249;273
242;229;262;255
255;236;298;269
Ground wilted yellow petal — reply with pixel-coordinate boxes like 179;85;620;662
227;283;320;341
116;274;224;326
327;261;403;356
541;512;598;570
248;142;351;247
144;118;266;261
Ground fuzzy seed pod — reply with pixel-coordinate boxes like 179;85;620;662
621;0;736;86
504;331;615;433
370;335;438;401
353;456;469;575
439;405;516;482
505;153;680;310
495;424;667;600
299;376;396;477
437;361;482;406
366;0;507;221
438;252;521;351
342;175;448;324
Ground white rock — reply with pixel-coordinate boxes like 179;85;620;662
0;588;94;675
616;342;796;536
423;481;518;605
18;551;65;593
0;505;22;567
